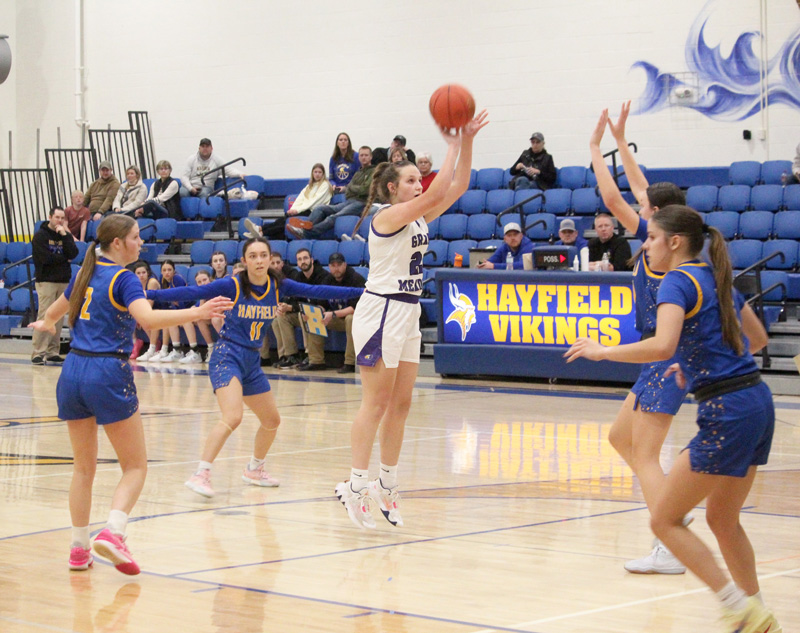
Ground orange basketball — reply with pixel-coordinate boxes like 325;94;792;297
429;84;476;129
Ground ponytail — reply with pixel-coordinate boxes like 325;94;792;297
707;225;744;355
352;161;402;236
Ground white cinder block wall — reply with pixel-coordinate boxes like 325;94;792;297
3;0;799;177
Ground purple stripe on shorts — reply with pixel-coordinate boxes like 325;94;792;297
357;298;391;367
365;290;420;304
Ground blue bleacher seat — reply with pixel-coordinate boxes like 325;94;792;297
175;221;204;240
353;266;369;280
72;241;88;265
138;244;159;264
426;217;440;239
357;217;371;241
758;270;789;301
513;189;543;214
773;211;800;239
189;240;215;265
287;239;313;264
502;168;514;188
525;213;555;240
0;242;6;263
333;215;359;240
738;211;773;240
728;240;762;270
467;214;497;240
628;239;643;253
312;240;339;264
421;268;437;295
760;160;792;185
476;168;504;191
447;239;477;266
244;175;265;195
180;197;201;219
438;215;468;240
486;189;515;215
717;185;751;212
155;218;178;241
762;239;799;269
729;161;761;186
227;199;255;219
424;240;449;267
542;188;571;215
557;166;587;189
686;185;718;212
8;289;37;313
705;211;739;239
617;165;648;190
783;184;800;210
458;190;487;215
7;242;32;263
468;169;478;190
214;240;239;265
187;265;213;285
268;240;288;260
0;287;7;310
137;218;156;241
750;185;783;212
337;240;365;265
237;216;260;238
174;265;189;281
571;188;600;215
199;196;224;219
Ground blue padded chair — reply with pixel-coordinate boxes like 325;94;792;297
628;239;643;253
513;189;543;214
705;211;739;239
475;168;504;191
525;213;556;240
424;239;449;267
502;168;514;188
187;265;213;285
686;185;718;212
9;289;37;313
214;240;239;265
237;216;261;238
468;169;478;190
438;215;468;240
244;175;265;194
287;239;313;264
426;217;440;239
337;240;365;265
138;244;158;264
486;189;515;215
750;185;783;212
7;242;32;263
727;240;762;270
763;239;799;269
137;218;156;241
155;218;178;241
757;270;789;301
199;196;224;219
180;197;201;219
571;188;600;215
268;240;288;260
174;265;190;281
353;266;369;279
72;241;88;265
783;184;800;210
556;166;587;190
773;211;800;239
0;242;7;263
190;240;215;265
312;240;339;264
283;195;298;213
447;239;477;266
738;211;773;240
542;188;571;215
458;190;487;215
357;217;371;241
421;268;437;295
0;287;7;310
227;199;255;219
333;215;359;240
760;160;792;185
718;185;751;212
467;214;497;240
617;165;648;190
729;161;761;186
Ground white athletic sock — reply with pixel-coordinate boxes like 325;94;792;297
751;591;764;605
248;456;266;471
717;581;748;612
379;463;398;490
107;509;129;537
197;461;213;473
147;344;156;352
349;468;369;492
71;526;90;549
189;343;197;350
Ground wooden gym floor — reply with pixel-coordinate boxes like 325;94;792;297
0;354;798;633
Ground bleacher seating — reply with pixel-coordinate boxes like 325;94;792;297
190;241;215;265
718;185;751;212
458;190;487;215
486;190;514;215
729;161;761;186
513;190;543;214
773;211;800;239
337;240;365;266
738;211;773;240
476;168;504;191
686;185;718;212
542;188;571;215
467;214;497;240
706;211;738;239
763;240;798;269
556;166;587;190
750;185;783;211
525;213;556;240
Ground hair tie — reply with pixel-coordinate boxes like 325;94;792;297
93;237;102;246
701;223;710;234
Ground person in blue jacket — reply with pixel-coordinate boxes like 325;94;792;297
28;214;232;575
475;222;534;270
147;236;364;499
565;205;781;633
329;132;361;193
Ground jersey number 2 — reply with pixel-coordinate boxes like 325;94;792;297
409;251;423;276
79;288;94;321
249;321;264;342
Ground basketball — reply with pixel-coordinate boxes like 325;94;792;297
429;84;476;129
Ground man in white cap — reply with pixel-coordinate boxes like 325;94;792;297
476;222;535;270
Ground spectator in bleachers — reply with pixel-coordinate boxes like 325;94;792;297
232;262;246;275
329;133;361;194
64;190;90;241
372;134;416;166
555;218;588;251
180;138;245;199
130;260;162;361
788;142;800;184
271;248;334;370
476;222;534;270
85;161;121;219
259;251;301;367
588;213;632;271
177;269;214;364
390;148;408;164
304;252;365;374
286;147;375;240
210;251;229;281
142;160;181;220
417;153;436;193
111;165;148;218
30;206;78;365
147;260;189;363
509;132;557;191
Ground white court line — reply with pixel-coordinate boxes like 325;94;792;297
470;567;800;632
0;615;77;633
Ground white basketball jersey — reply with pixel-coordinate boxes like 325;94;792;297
365;205;429;296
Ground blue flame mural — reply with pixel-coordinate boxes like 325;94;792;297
633;1;800;121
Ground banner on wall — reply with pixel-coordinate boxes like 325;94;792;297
443;278;638;347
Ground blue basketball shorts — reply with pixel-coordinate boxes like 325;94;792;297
209;339;271;396
57;354;139;425
630;360;687;415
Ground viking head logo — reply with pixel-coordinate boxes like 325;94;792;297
445;283;476;341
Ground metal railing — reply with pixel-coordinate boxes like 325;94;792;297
588;142;638;188
128;111;156;179
89;129;145;178
45;148;98;207
201;158;247;238
4;255;37;324
0;169;57;241
496;192;548;236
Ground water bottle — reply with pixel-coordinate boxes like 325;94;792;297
506;252;514;270
601;252;610;271
782;171;789;186
0;278;4;289
572;255;579;271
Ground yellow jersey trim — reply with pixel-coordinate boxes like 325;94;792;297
232;276;241;305
108;270;128;312
642;252;665;279
250;275;271;301
674;268;703;320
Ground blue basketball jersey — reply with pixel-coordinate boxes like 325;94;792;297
65;257;146;355
631;218;665;334
657;260;758;391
